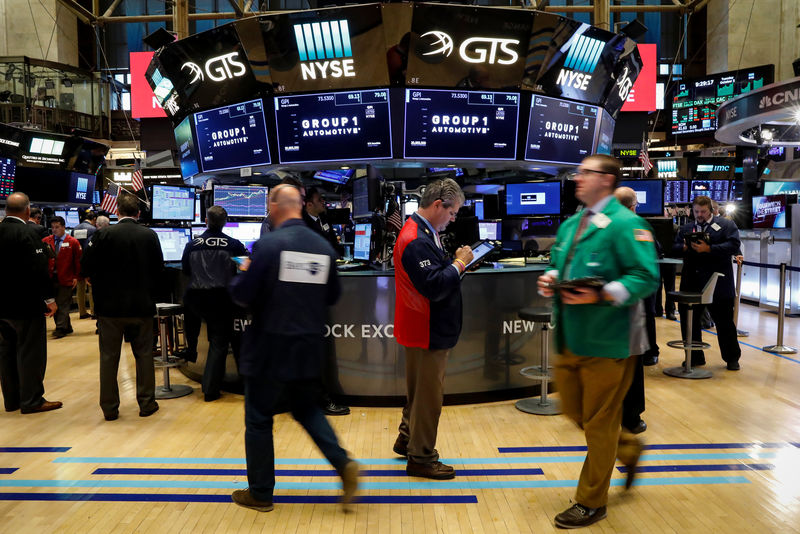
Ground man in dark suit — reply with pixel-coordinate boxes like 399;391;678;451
81;193;164;420
26;207;49;239
303;186;340;254
229;184;358;512
0;193;62;414
673;195;742;370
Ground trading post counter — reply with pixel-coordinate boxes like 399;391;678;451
180;264;551;405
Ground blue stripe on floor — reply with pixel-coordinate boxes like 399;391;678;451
0;476;750;490
616;463;774;473
0;469;18;474
499;443;791;453
53;452;779;466
92;467;545;477
0;447;70;453
0;493;478;504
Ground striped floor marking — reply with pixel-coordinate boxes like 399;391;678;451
0;493;478;504
499;443;799;453
616;463;774;473
0;447;70;453
0;469;18;474
0;476;750;490
51;452;780;465
91;467;545;477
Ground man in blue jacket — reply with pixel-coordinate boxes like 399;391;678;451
229;184;358;512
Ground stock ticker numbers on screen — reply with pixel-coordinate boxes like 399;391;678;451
0;157;15;200
213;185;269;218
403;89;520;160
152;186;195;221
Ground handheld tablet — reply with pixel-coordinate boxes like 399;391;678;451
462;240;499;273
549;276;606;291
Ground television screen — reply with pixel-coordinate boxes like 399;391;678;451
0;157;15;200
664;180;689;203
224;221;262;253
152;227;192;262
274;89;392;164
753;194;796;228
352;176;379;219
505;182;561;216
194;198;202;224
478;221;501;240
68;172;95;204
174;115;200;178
313;169;355;185
53;210;67;223
524;95;598;165
152;185;195;221
404;89;520;160
427;168;465;177
619;179;664;216
194;99;271;172
63;210;80;228
595;109;615;156
690;180;730;201
93;190;101;204
213;185;269;218
764;181;800;196
404;200;419;217
473;199;484;220
354;223;372;261
671;64;774;135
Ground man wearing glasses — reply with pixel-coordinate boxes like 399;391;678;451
538;155;659;528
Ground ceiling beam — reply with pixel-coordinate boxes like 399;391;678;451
102;0;124;19
227;0;244;18
54;0;97;25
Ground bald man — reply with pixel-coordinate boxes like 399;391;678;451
229;185;358;512
0;193;62;414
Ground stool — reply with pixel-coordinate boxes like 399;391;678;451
155;303;193;399
515;307;560;415
664;272;722;380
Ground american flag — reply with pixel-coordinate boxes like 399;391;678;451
639;139;653;176
100;182;120;215
131;160;143;192
386;197;403;233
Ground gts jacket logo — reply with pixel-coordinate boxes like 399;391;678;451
293;20;355;80
556;34;606;91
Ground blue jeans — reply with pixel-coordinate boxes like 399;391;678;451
244;375;349;501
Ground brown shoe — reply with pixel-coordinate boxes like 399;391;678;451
554;503;607;529
20;400;63;414
406;460;455;480
231;489;274;512
340;460;359;510
393;436;408;457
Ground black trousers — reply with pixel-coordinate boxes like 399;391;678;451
97;316;157;416
53;284;73;333
678;297;741;364
183;289;234;396
655;264;676;316
0;316;48;411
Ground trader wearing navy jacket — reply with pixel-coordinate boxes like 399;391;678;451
393;178;473;480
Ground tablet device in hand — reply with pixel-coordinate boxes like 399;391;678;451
549;276;606;291
462;240;500;273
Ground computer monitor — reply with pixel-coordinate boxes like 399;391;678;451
473;199;484;220
505;182;561;216
619;179;664;216
353;223;372;261
213;185;269;219
0;157;16;201
64;210;79;228
404;200;419;218
151;185;195;221
752;194;797;228
53;210;67;222
478;221;501;240
689;180;730;202
224;222;262;253
152;227;192;262
352;176;380;219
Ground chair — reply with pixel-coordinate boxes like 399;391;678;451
515;307;560;415
664;272;722;379
154;303;193;399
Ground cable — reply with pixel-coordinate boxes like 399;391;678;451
27;1;47;61
94;28;138;143
735;0;756;71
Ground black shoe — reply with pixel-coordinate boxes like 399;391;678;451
406;460;455;480
554;503;607;529
104;412;119;421
665;313;677;321
231;489;274;512
52;330;66;339
726;361;741;371
79;314;91;319
393;436;408;457
204;392;221;402
626;420;647;434
95;328;99;335
642;355;658;366
323;400;350;416
4;405;20;412
139;404;159;417
173;350;197;363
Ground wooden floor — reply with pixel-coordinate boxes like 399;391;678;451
1;303;800;534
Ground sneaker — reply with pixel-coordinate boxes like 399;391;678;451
340;460;359;510
554;503;607;529
406;460;455;480
393;436;408;457
231;489;274;512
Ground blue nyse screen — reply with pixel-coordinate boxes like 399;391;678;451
152;185;195;221
213;185;269;218
525;95;598;165
68;172;95;204
275;90;392;164
194;99;271;172
404;89;520;160
505;182;561;216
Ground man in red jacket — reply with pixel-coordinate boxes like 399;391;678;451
43;216;82;338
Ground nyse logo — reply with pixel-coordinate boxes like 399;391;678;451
418;31;520;65
725;107;738;120
75;177;88;200
181;52;247;84
556;34;606;91
293;20;356;80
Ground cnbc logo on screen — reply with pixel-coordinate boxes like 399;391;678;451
293;20;355;80
557;34;605;91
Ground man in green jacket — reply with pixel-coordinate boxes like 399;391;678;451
538;154;659;529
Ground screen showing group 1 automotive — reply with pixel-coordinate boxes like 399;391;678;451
403;89;520;160
524;95;598;165
193;99;271;172
505;182;561;216
619;180;664;216
213;185;269;218
152;185;196;221
274;89;392;163
0;157;16;200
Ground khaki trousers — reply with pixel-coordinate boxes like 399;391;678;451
76;279;93;316
397;347;449;463
554;350;640;508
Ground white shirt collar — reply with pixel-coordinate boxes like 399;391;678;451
585;195;614;214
